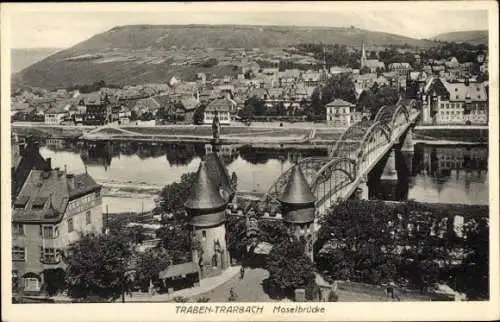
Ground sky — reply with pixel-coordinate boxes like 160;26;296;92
4;2;490;49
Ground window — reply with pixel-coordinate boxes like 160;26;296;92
41;225;57;239
12;246;25;261
13;223;24;235
202;230;206;239
68;218;74;233
24;278;40;291
40;247;58;264
86;211;91;225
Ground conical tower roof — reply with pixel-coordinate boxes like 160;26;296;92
278;165;316;205
205;152;235;200
184;161;227;210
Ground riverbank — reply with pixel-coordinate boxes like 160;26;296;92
414;126;488;143
14;122;489;145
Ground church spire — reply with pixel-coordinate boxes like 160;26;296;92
361;40;367;69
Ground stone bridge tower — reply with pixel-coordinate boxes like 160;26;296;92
184;161;230;279
278;164;317;262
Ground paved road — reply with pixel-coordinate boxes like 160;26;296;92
192;267;279;302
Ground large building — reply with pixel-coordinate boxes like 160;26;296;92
325;99;355;128
360;42;385;73
203;98;236;125
422;78;488;125
278;164;317;261
12;165;103;295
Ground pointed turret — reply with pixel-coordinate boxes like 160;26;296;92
279;164;317;261
278;165;316;224
204;152;235;201
184;161;227;211
279;165;316;205
185;160;230;278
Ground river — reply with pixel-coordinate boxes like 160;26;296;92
36;138;489;213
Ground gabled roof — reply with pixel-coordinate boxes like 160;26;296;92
442;80;488;102
278;164;316;205
325;99;355;107
12;169;101;224
205;98;236;112
159;261;199;279
184;161;227;210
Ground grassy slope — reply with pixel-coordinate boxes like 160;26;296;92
11;48;62;74
14;25;438;89
432;30;488;45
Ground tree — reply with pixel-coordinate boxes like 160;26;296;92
158;172;197;214
136;247;172;290
42;268;66;296
265;239;316;299
356;90;375;113
65;233;133;302
315;200;399;284
156;222;192;264
245;96;266;116
309;87;323;119
193;104;206;125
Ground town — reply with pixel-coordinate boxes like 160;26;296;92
10;23;490;306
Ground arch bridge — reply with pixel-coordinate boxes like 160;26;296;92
263;98;421;216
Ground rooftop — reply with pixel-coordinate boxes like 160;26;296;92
278;164;316;205
184;161;227;210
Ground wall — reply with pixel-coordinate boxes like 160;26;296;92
192;224;230;279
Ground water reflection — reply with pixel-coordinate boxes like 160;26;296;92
35;138;488;206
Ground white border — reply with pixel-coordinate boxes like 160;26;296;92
1;2;499;321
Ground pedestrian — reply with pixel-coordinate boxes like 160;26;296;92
240;266;245;279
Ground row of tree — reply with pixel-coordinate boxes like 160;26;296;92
315;200;489;300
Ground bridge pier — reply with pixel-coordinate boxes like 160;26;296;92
400;128;414;153
381;149;398;181
354;177;369;200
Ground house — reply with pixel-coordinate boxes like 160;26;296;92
177;97;199;123
158;261;200;293
353;73;389;96
12;166;103;295
133;97;161;117
44;102;68;125
422;78;488;125
388;62;412;77
204;98;236;125
11;101;31;118
80;92;112;125
363;59;386;73
325;99;355;128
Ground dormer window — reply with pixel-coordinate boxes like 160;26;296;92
14;196;29;209
31;197;47;210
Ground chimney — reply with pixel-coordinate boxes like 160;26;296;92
66;174;75;190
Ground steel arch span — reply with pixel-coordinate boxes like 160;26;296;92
310;157;357;207
262;98;420;211
264;156;329;202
